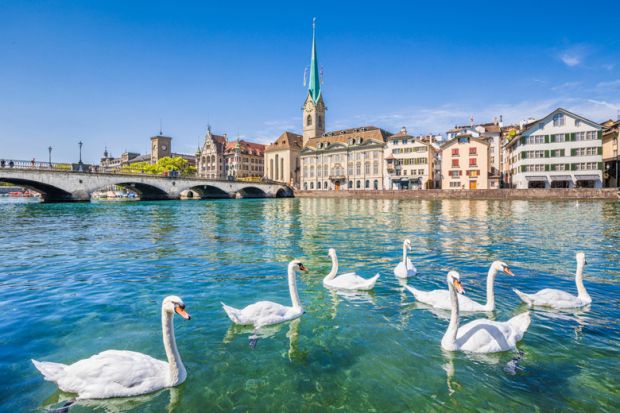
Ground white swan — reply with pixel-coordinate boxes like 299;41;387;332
323;248;379;291
513;252;591;309
406;261;514;312
394;239;417;278
32;296;191;400
222;260;308;328
441;271;530;353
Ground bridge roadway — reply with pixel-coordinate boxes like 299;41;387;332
0;167;293;202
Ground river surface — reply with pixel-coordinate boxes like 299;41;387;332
1;198;619;412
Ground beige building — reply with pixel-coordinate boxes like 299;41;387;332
197;127;227;179
300;126;390;191
223;139;265;179
601;119;619;188
264;131;303;186
440;135;490;189
384;127;440;189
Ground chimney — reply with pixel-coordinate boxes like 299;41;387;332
400;126;407;135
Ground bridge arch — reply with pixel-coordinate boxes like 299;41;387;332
102;181;170;201
236;186;268;198
181;184;231;199
0;177;72;202
275;187;293;198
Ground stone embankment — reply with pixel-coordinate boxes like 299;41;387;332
295;188;620;200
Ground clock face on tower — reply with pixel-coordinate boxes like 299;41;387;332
161;145;167;151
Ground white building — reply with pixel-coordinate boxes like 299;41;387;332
384;127;440;189
505;108;603;189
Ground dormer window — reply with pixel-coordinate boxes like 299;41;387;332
552;113;565;127
575;119;581;127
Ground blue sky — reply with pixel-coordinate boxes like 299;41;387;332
1;0;620;163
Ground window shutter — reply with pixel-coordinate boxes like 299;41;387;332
545;164;550;171
520;136;525;145
545;135;550;143
571;148;576;156
598;146;602;155
571;163;576;171
562;149;566;157
459;170;462;176
565;163;570;171
598;162;603;170
544;150;549;158
597;130;602;139
571;133;576;141
522;152;527;159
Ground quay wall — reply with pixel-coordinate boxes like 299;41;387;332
294;188;620;200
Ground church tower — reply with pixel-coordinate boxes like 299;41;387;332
302;18;326;146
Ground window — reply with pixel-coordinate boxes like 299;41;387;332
310;182;314;189
307;115;312;126
575;119;581;127
374;180;378;190
402;139;407;145
575;132;585;141
365;180;369;189
452;148;459;156
348;180;352;189
469;147;477;155
450;181;460;188
575;147;598;156
469;158;477;166
586;131;597;140
356;163;361;175
553;134;565;143
449;170;460;178
317;181;321;189
539;122;544;130
526;135;544;144
347;163;353;175
356;180;361;189
452;159;459;167
373;161;379;174
555;164;566;171
525;164;545;172
575;162;597;170
365;162;370;174
553;113;565;127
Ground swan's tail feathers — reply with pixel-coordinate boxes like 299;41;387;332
32;359;67;382
221;302;242;324
404;285;422;300
366;273;380;289
508;312;531;340
513;288;533;307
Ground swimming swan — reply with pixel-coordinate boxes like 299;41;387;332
323;248;379;291
222;260;308;328
441;271;530;353
32;296;191;400
394;239;417;278
407;261;514;311
513;252;591;309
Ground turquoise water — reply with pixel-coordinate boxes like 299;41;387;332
1;198;619;412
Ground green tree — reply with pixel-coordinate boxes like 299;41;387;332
122;156;196;176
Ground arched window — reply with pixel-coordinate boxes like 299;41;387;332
317;181;321;189
325;181;328;189
348;180;353;189
373;180;378;190
310;182;314;189
356;180;361;189
304;182;307;190
307;115;312;126
365;180;370;189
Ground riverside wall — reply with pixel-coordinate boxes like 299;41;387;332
294;188;620;200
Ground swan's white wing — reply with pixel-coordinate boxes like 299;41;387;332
394;261;417;278
325;273;378;291
455;319;522;353
528;289;582;308
55;350;168;399
407;287;485;311
237;301;302;327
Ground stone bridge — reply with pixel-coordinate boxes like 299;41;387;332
0;168;293;202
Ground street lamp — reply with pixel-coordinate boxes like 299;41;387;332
78;141;83;164
48;146;52;167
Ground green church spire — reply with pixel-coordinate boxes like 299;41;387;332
308;17;321;104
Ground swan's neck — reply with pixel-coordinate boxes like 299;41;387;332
402;245;408;269
162;309;186;386
443;282;459;349
325;254;338;281
575;261;590;303
288;265;302;309
485;266;499;311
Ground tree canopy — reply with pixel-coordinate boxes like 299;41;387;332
122;156;196;176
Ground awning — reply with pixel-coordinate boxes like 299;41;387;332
399;177;410;182
575;174;600;180
525;175;547;181
550;175;572;181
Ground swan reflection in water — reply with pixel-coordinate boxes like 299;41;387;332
40;386;181;413
223;318;303;361
328;288;377;320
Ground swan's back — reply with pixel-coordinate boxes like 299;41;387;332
325;272;378;290
394;259;417;277
455;316;528;353
407;287;485;311
35;350;169;399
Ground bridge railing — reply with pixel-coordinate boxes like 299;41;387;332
0;159;290;187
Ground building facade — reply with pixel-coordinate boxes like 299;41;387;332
223;139;265;179
505;108;603;189
384;127;440;189
602;119;619;188
197;127;227;179
440;135;490;189
300;126;390;191
264;131;303;186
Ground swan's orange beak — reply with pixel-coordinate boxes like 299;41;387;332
453;279;465;294
175;305;191;320
299;263;308;272
503;267;515;276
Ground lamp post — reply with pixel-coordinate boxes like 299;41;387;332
78;141;83;171
48;146;52;167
